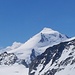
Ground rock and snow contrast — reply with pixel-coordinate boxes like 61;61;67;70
0;27;75;75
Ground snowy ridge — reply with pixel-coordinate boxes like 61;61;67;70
65;37;75;42
1;42;22;52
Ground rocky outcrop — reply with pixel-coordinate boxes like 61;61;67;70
0;52;18;65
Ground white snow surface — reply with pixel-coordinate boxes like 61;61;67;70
0;64;29;75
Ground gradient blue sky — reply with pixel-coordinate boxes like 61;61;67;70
0;0;75;47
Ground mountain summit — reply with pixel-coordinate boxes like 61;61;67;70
41;27;58;34
41;27;55;32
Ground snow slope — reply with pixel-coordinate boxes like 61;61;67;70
0;64;29;75
0;42;22;52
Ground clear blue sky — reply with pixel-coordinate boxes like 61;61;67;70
0;0;75;47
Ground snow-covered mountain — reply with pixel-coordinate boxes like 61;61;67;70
0;27;71;75
1;27;68;65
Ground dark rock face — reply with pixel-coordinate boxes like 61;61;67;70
17;59;29;68
0;52;18;65
44;69;57;75
40;33;48;43
29;39;75;75
29;43;65;75
30;49;36;61
59;56;73;67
